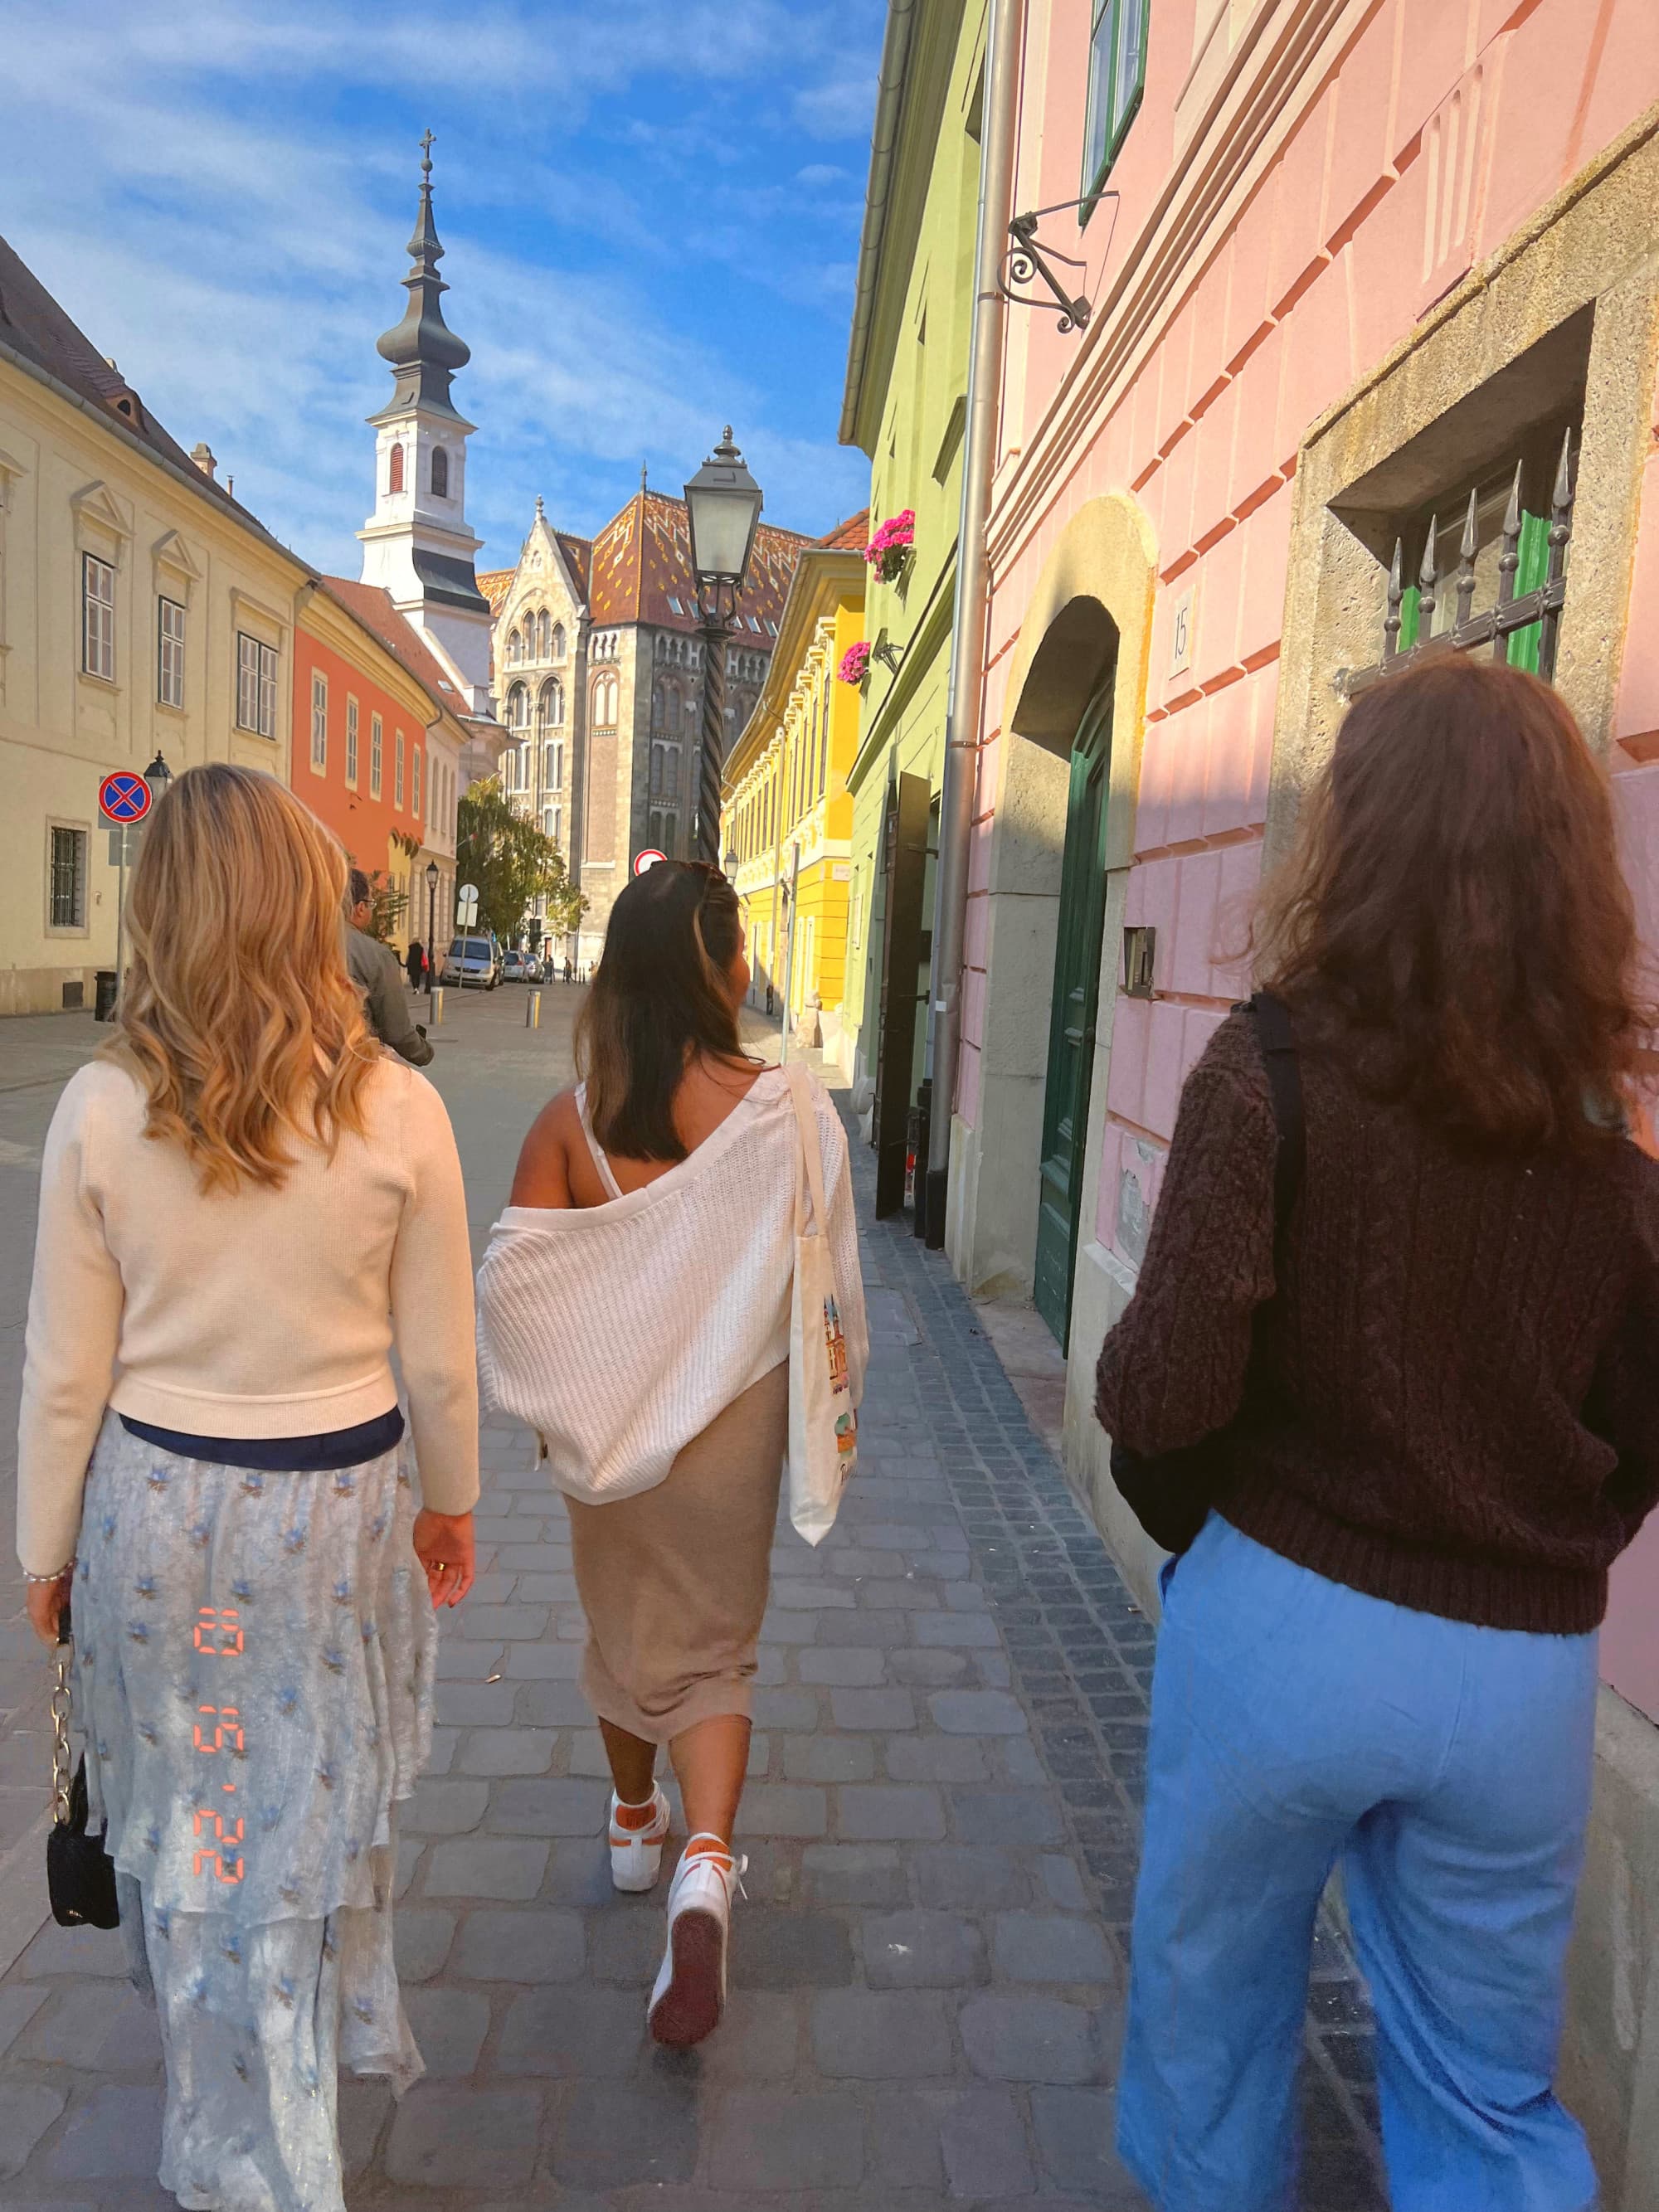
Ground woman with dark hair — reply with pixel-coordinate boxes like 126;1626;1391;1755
476;861;866;2048
1096;659;1659;2210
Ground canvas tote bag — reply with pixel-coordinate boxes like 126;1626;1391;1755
783;1063;859;1544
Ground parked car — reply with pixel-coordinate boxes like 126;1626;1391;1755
502;949;540;983
440;936;500;989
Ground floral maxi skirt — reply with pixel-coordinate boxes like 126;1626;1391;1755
75;1412;435;2212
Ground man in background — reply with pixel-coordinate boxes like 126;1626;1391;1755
347;868;434;1066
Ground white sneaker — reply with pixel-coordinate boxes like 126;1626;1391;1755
608;1783;671;1894
647;1835;746;2048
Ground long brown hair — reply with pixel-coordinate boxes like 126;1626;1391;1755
1253;658;1653;1153
110;764;377;1190
576;860;755;1159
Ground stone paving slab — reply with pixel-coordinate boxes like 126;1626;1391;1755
0;1087;1384;2207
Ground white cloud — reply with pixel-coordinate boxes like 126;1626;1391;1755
0;0;878;569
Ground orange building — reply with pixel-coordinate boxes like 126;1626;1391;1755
292;579;466;958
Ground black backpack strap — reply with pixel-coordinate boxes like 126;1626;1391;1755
1248;992;1305;1248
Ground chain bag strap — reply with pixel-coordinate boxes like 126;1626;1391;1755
46;1597;121;1930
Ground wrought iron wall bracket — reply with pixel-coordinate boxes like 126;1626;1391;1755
1000;193;1116;335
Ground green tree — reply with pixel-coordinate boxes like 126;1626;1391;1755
455;776;587;942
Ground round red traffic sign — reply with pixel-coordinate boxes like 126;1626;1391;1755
99;771;152;824
633;848;668;876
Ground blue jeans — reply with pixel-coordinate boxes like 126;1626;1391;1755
1118;1515;1600;2212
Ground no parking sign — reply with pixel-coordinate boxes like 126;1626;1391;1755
99;771;152;824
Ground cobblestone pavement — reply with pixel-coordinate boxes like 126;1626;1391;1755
0;1015;1384;2208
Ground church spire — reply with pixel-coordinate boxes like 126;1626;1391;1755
374;130;470;422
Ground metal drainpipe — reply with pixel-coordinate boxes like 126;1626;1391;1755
922;0;1024;1251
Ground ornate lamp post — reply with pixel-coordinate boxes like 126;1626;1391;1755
144;749;173;797
684;428;763;866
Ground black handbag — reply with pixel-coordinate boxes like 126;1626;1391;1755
1108;993;1306;1557
46;1599;120;1931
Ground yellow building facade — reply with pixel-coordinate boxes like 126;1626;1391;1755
0;236;309;1015
724;523;867;1075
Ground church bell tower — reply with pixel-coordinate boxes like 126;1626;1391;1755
358;133;493;711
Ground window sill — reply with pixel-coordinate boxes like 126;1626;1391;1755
78;669;119;691
154;699;187;719
236;726;279;743
46;926;92;941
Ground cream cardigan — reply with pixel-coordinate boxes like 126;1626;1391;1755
17;1056;480;1575
475;1066;867;1501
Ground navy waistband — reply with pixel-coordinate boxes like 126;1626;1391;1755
118;1406;406;1472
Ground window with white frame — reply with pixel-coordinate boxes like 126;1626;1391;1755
551;622;566;659
370;713;384;798
413;745;422;818
47;824;88;931
395;729;406;809
157;596;186;708
236;632;278;736
310;670;328;770
346;697;359;786
546;738;563;790
82;553;115;680
1082;0;1149;199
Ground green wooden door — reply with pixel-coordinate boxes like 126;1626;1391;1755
1034;688;1113;1345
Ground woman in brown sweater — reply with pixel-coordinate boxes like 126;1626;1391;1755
1096;659;1659;2212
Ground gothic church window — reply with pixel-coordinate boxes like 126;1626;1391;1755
540;676;563;727
593;670;619;727
552;623;566;659
388;444;405;494
431;447;449;498
507;682;528;731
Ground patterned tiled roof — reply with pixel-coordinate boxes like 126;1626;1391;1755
819;510;870;552
322;576;468;724
476;568;515;617
588;489;810;638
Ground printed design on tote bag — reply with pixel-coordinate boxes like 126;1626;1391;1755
824;1292;858;1462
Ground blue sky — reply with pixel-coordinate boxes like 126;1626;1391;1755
0;0;885;576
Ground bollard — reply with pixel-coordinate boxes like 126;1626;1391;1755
431;987;445;1026
526;989;541;1030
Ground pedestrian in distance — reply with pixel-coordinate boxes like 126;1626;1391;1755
347;867;433;1066
1096;658;1659;2212
476;859;868;2049
18;765;479;2212
564;954;574;984
405;936;426;993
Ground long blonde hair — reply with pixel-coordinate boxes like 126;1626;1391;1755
110;764;377;1191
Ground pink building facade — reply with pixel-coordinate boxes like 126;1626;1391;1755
941;7;1659;2187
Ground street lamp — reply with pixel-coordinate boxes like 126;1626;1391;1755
144;749;173;796
426;859;440;1018
684;427;763;867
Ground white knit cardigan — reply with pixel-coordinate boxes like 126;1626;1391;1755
475;1067;868;1502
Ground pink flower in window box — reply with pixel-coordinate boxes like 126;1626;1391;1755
838;641;872;686
864;510;915;584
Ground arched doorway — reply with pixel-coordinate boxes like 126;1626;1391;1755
1034;670;1116;1342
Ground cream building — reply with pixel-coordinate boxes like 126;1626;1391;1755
0;231;310;1017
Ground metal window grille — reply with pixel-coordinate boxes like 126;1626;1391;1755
49;825;87;929
311;672;328;768
82;554;115;680
1342;429;1575;697
158;596;185;707
371;715;383;798
346;699;359;785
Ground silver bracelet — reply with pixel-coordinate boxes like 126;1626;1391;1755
25;1561;74;1584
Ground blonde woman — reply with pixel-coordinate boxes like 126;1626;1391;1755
18;766;479;2212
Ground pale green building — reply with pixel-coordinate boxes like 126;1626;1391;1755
839;0;985;1218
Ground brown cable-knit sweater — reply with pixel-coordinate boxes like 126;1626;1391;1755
1094;1009;1659;1633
